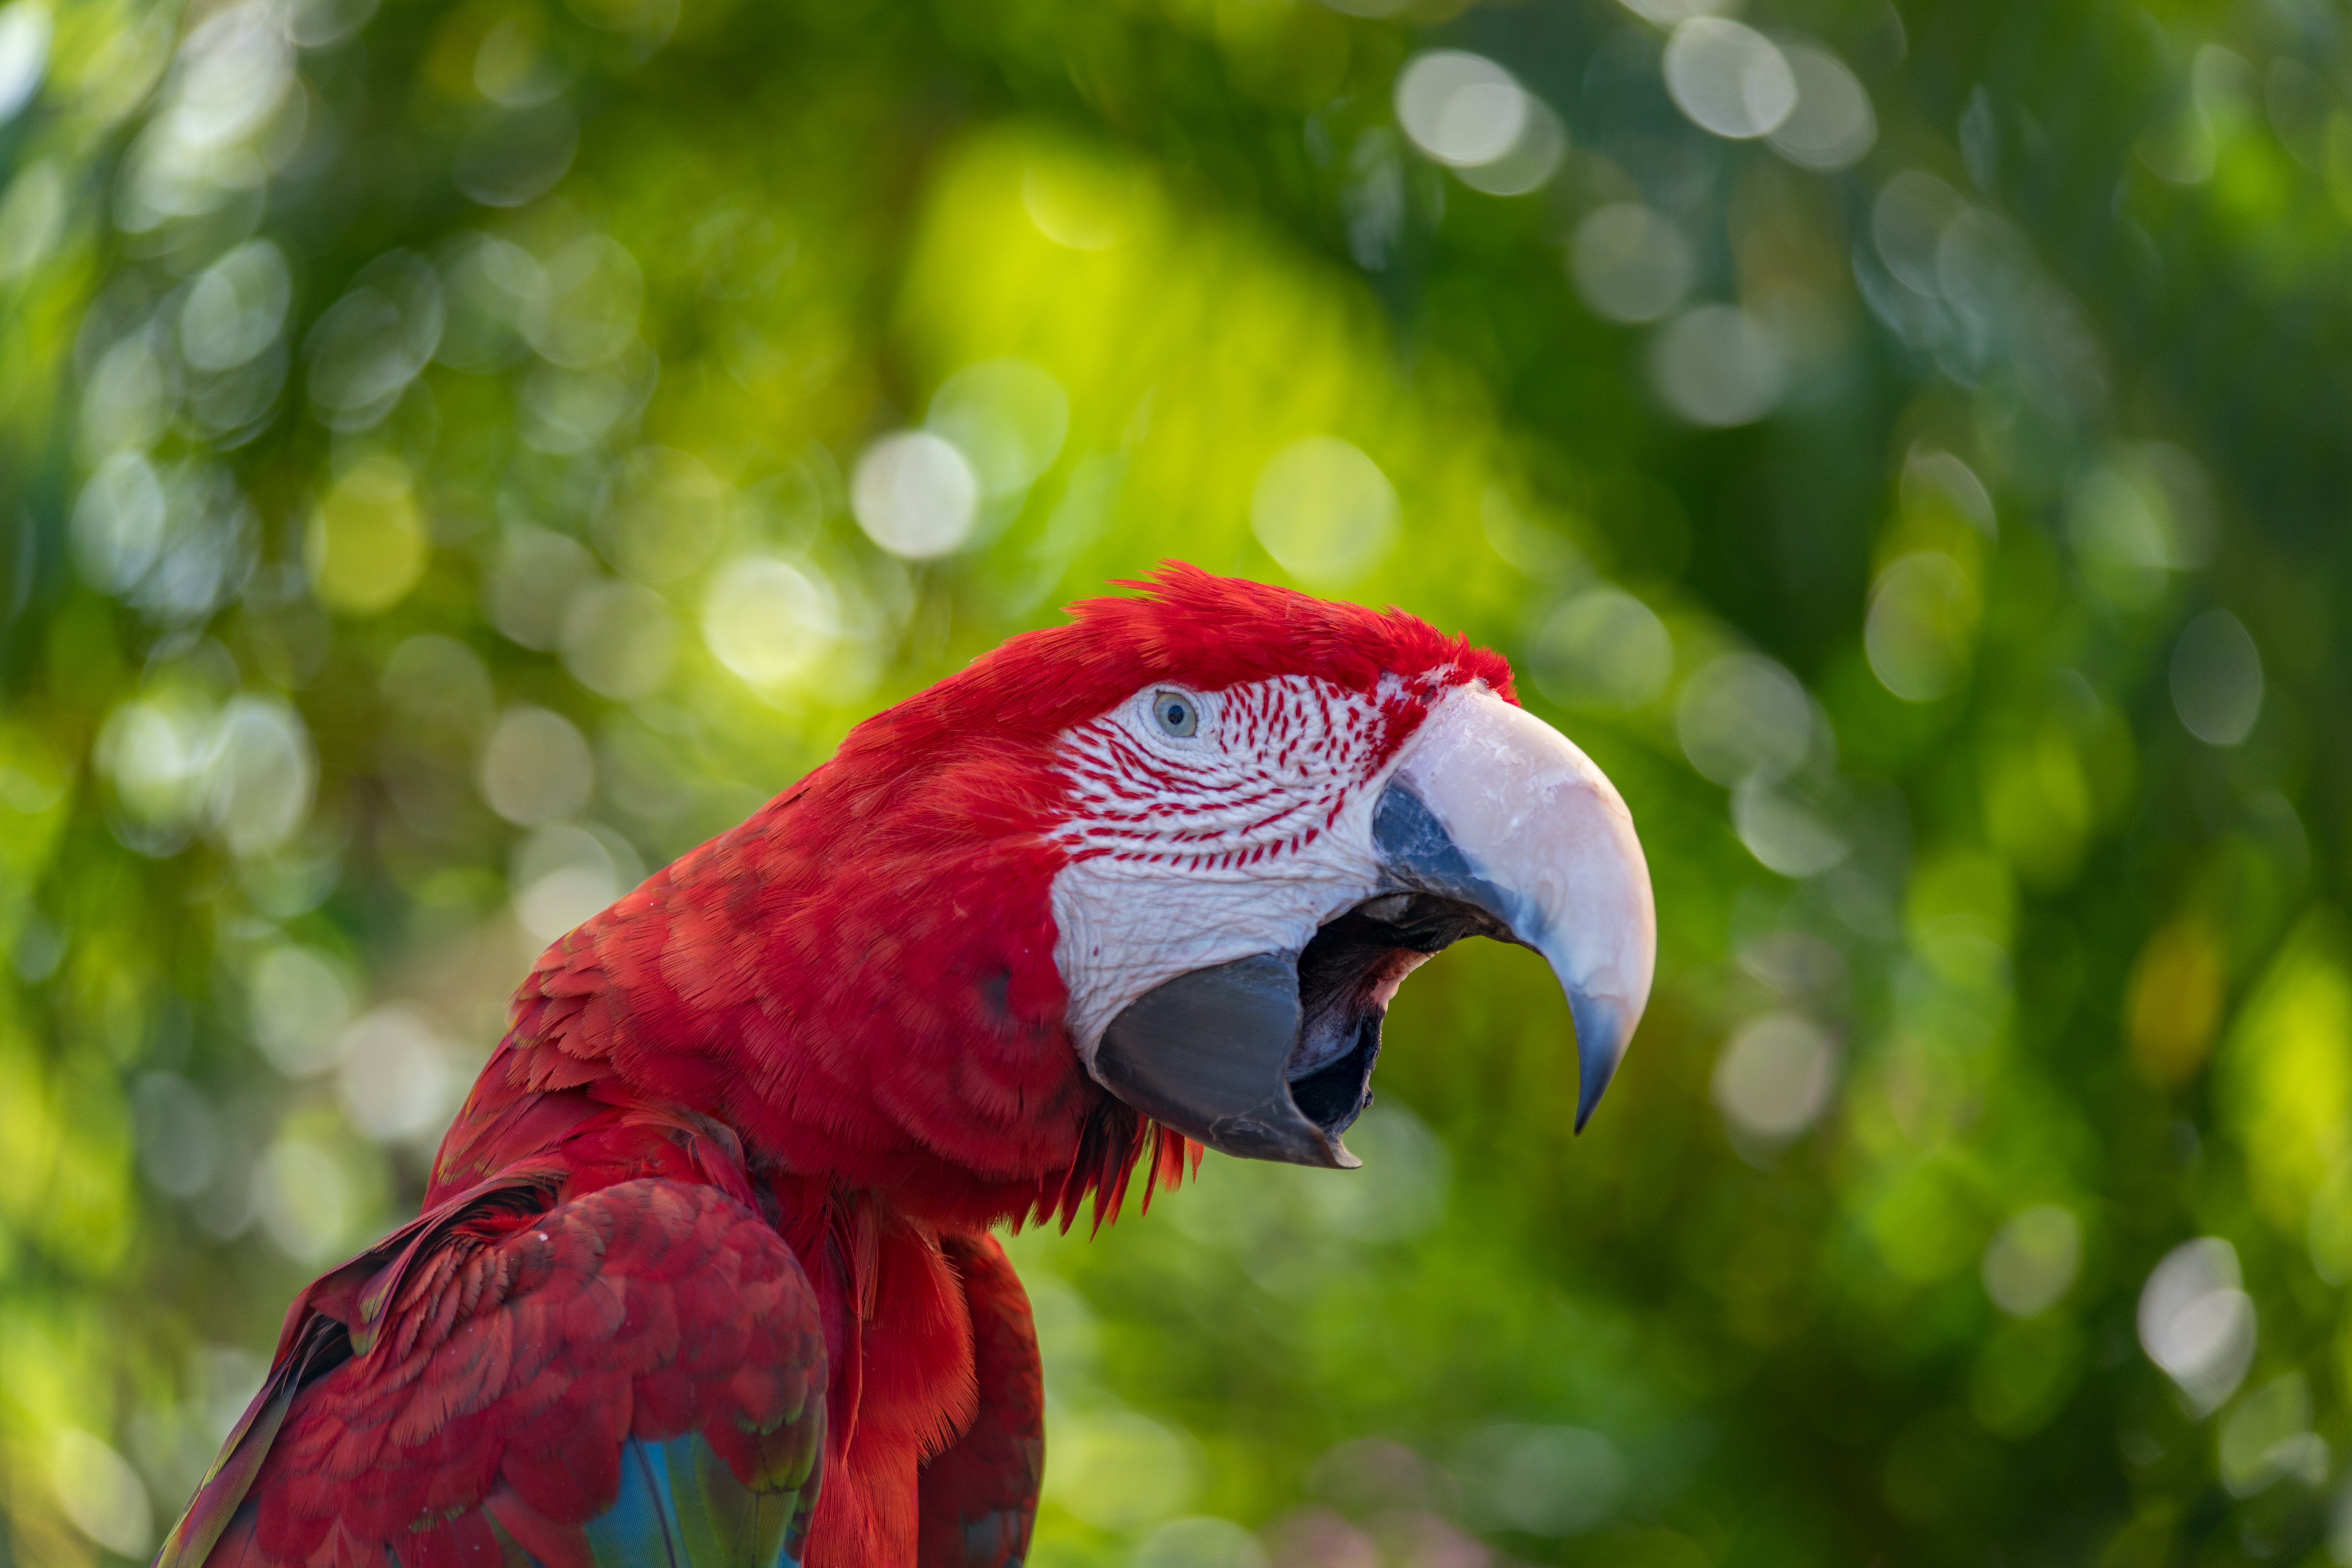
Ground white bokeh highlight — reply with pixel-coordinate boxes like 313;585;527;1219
1664;19;1797;141
52;1429;153;1559
1713;1013;1838;1144
0;3;52;125
1769;44;1877;170
247;945;353;1078
853;430;980;560
704;556;839;692
1395;51;1527;168
2139;1237;2256;1416
1865;553;1972;701
337;1003;459;1146
1457;1423;1627;1535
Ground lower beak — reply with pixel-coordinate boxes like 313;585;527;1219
1092;685;1657;1168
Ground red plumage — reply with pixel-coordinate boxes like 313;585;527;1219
915;1236;1043;1568
176;1150;824;1568
163;566;1507;1568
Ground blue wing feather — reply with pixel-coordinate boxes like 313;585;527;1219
580;1436;808;1568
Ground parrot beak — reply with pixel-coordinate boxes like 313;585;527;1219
1376;686;1657;1131
1092;684;1656;1168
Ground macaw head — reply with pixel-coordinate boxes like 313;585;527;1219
441;565;1656;1222
837;565;1656;1180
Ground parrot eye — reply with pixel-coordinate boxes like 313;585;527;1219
1150;691;1199;738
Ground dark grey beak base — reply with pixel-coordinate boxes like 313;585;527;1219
1093;883;1508;1169
1092;952;1355;1169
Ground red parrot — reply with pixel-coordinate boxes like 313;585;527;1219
156;566;1656;1568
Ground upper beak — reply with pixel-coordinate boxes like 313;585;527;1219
1378;685;1657;1130
1091;683;1657;1168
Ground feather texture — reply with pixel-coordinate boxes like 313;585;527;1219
159;1173;824;1568
916;1236;1042;1568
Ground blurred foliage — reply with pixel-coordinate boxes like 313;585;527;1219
4;0;2352;1562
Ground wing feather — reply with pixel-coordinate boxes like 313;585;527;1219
157;1176;825;1568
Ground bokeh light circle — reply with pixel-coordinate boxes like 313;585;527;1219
1650;305;1786;427
1570;204;1695;324
926;359;1069;499
180;239;291;372
1865;553;1975;702
1532;587;1673;709
703;556;839;691
1249;436;1399;588
2140;1238;2256;1415
1713;1013;1838;1142
1982;1205;2082;1318
0;3;53;125
2170;609;2262;746
479;704;593;825
1663;19;1797;141
1677;652;1812;786
1769;44;1877;169
852;430;981;560
1395;51;1529;168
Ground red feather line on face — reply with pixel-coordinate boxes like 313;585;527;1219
1053;673;1406;873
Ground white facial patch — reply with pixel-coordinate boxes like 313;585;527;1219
1048;672;1437;1064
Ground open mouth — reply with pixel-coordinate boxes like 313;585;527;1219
1089;890;1514;1171
1282;892;1512;1143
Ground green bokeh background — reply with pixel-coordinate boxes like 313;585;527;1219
4;0;2351;1562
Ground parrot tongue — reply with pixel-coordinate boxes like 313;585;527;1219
1090;894;1507;1170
